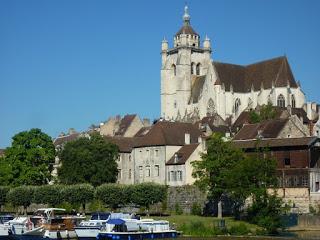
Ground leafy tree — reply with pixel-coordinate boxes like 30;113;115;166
192;133;245;217
249;103;277;124
95;184;128;209
0;157;14;186
33;185;62;207
6;186;35;213
3;128;55;186
58;133;118;186
0;186;10;210
61;184;94;211
131;183;167;209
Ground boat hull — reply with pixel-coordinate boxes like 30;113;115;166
97;231;178;240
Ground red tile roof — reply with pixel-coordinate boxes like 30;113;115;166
53;133;80;146
105;136;137;153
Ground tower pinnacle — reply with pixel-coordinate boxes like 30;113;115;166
183;5;190;25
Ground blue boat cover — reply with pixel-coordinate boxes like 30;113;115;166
107;218;125;225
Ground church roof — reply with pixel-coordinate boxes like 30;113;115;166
176;25;198;36
213;56;298;93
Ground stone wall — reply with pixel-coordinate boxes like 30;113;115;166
166;185;207;214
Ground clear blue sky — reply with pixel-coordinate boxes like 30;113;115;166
1;0;320;148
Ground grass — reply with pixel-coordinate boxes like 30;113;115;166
153;215;262;237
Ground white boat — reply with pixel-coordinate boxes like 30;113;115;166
97;218;179;240
75;212;135;239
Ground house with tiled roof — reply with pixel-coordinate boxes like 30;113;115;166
161;6;307;124
233;137;320;213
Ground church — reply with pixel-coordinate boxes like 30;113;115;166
161;6;306;123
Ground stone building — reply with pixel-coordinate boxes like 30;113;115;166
233;137;320;213
161;6;306;123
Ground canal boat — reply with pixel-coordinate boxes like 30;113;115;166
97;218;179;240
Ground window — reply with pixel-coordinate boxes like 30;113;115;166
118;169;121;179
139;166;143;178
196;63;201;75
117;155;121;162
155;165;160;177
234;98;241;114
146;165;151;177
172;64;176;76
174;100;177;108
155;149;159;157
170;171;176;181
277;94;286;108
291;95;296;108
129;155;131;161
129;169;132;179
302;175;309;187
284;158;290;166
191;62;195;75
168;171;171;181
177;171;183;181
316;182;320;192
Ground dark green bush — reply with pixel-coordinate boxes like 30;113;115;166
33;185;62;207
61;184;94;211
0;186;10;208
6;186;35;212
229;223;251;235
191;202;202;216
95;184;126;209
174;202;183;215
131;183;167;209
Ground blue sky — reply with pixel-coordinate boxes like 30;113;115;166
1;0;320;148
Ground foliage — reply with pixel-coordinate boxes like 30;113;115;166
131;183;167;209
249;103;277;124
0;157;14;186
0;186;10;208
191;202;202;216
247;191;284;234
174;202;183;215
60;184;94;210
58;133;119;186
192;133;245;201
95;184;128;209
229;223;251;235
33;185;62;207
3;129;55;186
6;186;35;210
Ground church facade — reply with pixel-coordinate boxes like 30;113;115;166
161;6;306;123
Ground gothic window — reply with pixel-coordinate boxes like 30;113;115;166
207;98;215;116
191;62;195;75
196;63;201;75
234;98;241;114
277;94;286;108
172;64;176;76
291;95;296;108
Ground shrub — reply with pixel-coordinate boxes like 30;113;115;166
191;202;202;216
229;223;251;235
0;186;10;209
33;185;62;207
61;184;94;211
6;186;35;212
175;202;183;215
95;184;126;209
131;183;167;209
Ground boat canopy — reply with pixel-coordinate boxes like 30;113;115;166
107;218;125;225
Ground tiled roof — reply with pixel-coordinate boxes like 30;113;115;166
105;136;137;153
213;56;298;93
233;119;288;140
134;126;152;137
53;133;80;146
189;75;206;104
134;121;202;147
233;137;319;149
166;143;199;165
197;115;229;134
115;114;136;136
176;25;198;36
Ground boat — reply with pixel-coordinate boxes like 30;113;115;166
75;212;136;240
8;208;84;239
97;218;179;240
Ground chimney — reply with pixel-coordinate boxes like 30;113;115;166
143;118;151;127
185;133;190;145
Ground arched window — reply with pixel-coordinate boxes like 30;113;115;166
207;98;215;116
234;98;241;114
196;63;201;75
277;94;286;108
291;95;296;108
172;64;176;76
191;62;195;75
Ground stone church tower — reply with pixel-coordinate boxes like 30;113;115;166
161;6;306;122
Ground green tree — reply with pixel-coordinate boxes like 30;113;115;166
0;186;10;211
58;133;118;186
61;184;94;211
33;185;62;207
95;184;128;209
192;133;245;217
6;186;35;214
3;129;55;186
0;157;14;185
249;102;276;124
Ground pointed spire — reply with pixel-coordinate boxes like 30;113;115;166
183;5;190;25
